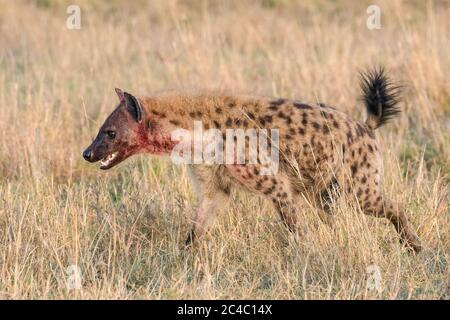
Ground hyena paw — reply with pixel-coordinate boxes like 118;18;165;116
401;232;422;254
183;230;196;251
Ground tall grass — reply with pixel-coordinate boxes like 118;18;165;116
0;0;448;299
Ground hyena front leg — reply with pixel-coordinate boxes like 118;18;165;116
225;164;298;231
185;166;231;247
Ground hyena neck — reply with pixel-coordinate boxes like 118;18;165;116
139;94;239;130
135;118;177;156
145;134;177;155
137;94;244;156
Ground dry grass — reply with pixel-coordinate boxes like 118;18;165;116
0;0;448;299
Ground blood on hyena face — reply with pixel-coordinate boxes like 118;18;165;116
82;88;147;170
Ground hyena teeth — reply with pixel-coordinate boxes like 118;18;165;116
100;152;118;167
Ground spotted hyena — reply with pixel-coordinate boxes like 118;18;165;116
82;68;422;253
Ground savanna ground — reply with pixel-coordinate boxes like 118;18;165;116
0;0;449;299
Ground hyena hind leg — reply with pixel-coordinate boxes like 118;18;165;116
359;191;422;253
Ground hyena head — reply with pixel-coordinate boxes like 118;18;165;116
82;88;149;170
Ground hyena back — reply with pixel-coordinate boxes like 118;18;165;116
83;68;422;253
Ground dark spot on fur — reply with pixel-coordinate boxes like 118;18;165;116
264;185;275;195
223;185;231;195
169;119;180;126
361;176;367;183
333;120;339;128
347;131;353;144
263;115;273;123
277;111;287;119
293;102;312;110
270;98;286;107
215;107;222;114
357;188;363;198
247;112;255;120
228;101;236;108
356;123;366;137
150;110;166;118
226;118;232;127
312;122;321;131
298;127;305;135
351;163;358;175
213;120;221;128
323;125;331;134
269;105;278;111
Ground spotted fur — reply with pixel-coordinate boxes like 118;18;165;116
83;69;422;253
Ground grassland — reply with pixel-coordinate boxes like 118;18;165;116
0;0;448;299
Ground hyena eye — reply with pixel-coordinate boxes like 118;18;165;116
107;130;116;139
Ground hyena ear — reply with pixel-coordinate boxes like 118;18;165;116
115;88;126;103
123;91;143;123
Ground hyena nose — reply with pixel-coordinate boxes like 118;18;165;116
82;149;93;161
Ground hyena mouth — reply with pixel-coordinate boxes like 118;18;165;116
100;152;120;170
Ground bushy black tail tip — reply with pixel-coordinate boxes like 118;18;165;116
359;66;402;129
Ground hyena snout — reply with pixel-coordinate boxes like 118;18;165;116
82;142;107;163
82;148;94;162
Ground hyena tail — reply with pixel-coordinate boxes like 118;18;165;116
359;67;402;130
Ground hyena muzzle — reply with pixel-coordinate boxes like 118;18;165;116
83;68;422;253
